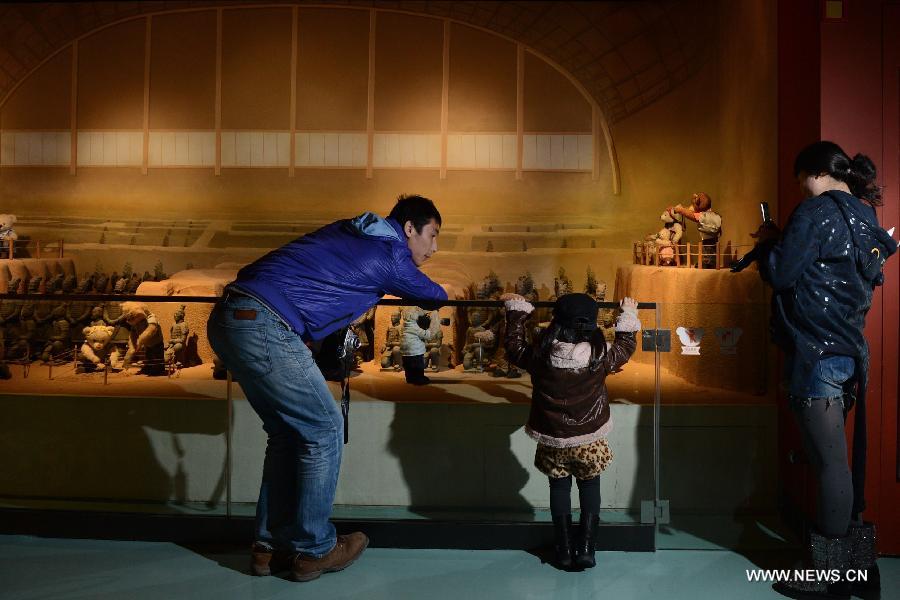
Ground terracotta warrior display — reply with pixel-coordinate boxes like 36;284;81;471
27;276;43;295
164;305;190;367
516;272;540;305
584;267;616;334
552;267;574;299
468;271;510;376
514;271;542;344
0;326;10;379
125;274;142;294
350;306;376;368
424;314;446;372
75;275;93;294
45;273;64;294
108;272;121;294
0;296;22;326
103;301;124;326
5;277;21;296
113;276;128;295
93;272;110;294
61;274;77;294
583;266;607;301
6;301;37;361
40;304;70;363
380;309;403;371
67;300;99;330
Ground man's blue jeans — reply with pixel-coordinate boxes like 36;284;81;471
207;292;342;557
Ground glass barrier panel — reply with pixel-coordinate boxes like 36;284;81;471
652;298;798;551
229;301;659;532
0;294;229;517
0;291;660;548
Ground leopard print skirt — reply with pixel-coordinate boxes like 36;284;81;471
534;438;613;480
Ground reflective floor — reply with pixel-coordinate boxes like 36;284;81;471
2;534;898;600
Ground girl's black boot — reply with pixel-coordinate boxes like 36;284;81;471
574;513;599;569
552;514;573;569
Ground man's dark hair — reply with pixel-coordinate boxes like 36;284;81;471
388;194;442;233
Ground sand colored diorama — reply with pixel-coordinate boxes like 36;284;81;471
0;248;774;408
0;3;776;407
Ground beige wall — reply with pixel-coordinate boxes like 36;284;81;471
149;11;217;130
715;0;778;248
524;52;592;132
448;24;517;132
77;20;146;130
374;12;444;132
221;8;293;130
0;48;72;130
613;0;777;249
0;3;776;283
296;8;369;131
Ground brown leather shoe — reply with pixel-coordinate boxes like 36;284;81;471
250;542;292;576
291;532;369;582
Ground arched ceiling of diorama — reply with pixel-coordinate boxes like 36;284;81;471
0;0;716;124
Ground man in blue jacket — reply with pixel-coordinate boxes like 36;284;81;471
208;195;447;582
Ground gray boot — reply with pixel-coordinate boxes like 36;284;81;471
848;522;880;596
772;530;851;600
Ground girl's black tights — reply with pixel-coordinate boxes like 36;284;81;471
549;475;601;516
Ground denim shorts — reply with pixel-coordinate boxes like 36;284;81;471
787;354;855;411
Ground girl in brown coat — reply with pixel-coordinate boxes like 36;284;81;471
502;292;639;570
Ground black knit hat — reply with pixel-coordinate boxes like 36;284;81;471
553;293;599;331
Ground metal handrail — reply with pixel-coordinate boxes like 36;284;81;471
0;292;656;310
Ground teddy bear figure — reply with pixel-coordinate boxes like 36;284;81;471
0;214;17;258
77;325;117;373
399;306;442;384
463;310;495;372
119;301;165;375
645;208;684;266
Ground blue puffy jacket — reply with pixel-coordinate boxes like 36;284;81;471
231;212;448;341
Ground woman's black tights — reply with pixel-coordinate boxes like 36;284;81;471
549;475;601;516
794;398;855;537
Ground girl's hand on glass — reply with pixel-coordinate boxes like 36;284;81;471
620;297;638;311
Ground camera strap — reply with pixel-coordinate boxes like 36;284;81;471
336;327;360;444
340;377;350;445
